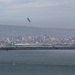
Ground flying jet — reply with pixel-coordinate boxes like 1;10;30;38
27;18;31;22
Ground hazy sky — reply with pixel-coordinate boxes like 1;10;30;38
0;0;75;28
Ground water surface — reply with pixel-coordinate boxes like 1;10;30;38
0;50;75;75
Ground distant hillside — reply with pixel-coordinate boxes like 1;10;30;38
0;25;75;38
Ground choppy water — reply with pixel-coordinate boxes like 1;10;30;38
0;50;75;75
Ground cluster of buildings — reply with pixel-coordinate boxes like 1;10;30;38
0;35;75;47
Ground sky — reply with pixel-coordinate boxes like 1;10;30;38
0;0;75;28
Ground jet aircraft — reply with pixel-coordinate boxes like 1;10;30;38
27;18;31;22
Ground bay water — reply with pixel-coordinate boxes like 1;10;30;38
0;50;75;75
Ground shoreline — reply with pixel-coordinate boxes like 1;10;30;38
0;46;75;50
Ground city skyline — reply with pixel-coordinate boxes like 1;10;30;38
0;0;75;28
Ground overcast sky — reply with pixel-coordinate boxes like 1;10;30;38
0;0;75;28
